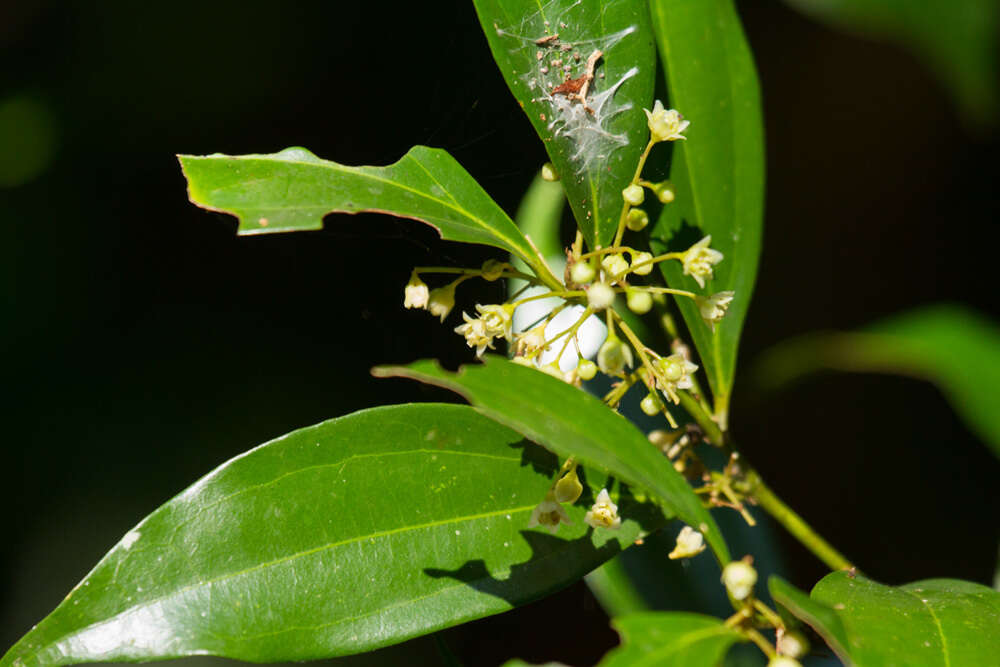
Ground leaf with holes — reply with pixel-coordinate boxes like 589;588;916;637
648;0;765;415
374;356;730;563
773;572;1000;666
473;0;656;249
0;404;667;667
597;612;745;666
179;146;560;287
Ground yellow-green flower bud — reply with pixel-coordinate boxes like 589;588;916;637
631;251;653;276
601;254;629;280
541;162;559;182
576;358;598;380
427;283;457;322
554;467;583;503
481;259;506;281
640;391;663;416
597;335;633;375
570;260;596;285
626;208;649;231
587;282;616;310
626;289;653;315
722;560;758;601
622;183;644;206
777;631;809;660
653;180;676;204
767;658;802;667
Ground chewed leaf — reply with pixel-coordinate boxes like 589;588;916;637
179;145;560;287
473;0;655;249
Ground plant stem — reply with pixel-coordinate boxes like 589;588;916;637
738;469;855;572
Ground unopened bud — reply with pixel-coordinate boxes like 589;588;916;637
541;162;559;181
481;259;506;281
570;260;596;285
654;180;676;204
722;559;758;601
601;254;629;280
631;251;653;276
640;392;662;416
554;467;583;503
626;208;649;231
587;282;616;310
622;183;644;206
777;631;809;660
577;359;598;380
626;289;653;315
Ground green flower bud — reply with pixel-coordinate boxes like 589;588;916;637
626;208;649;231
640;392;663;416
541;162;560;182
597;335;634;375
577;358;598;380
587;282;616;310
622;183;644;206
554;467;583;503
626;289;653;315
654;180;676;204
631;251;653;276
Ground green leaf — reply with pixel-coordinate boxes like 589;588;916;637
772;573;1000;666
585;555;651;619
815;571;1000;666
1;404;666;667
648;0;765;414
473;0;655;249
756;304;1000;458
374;356;730;563
178;146;560;287
784;0;999;126
597;612;745;666
768;576;851;663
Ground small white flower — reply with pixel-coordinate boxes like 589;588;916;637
644;100;690;143
722;560;758;601
681;235;724;288
476;303;513;341
454;313;495;357
668;526;706;559
655;354;699;404
528;490;572;533
587;282;616;311
696;291;735;331
585;488;621;530
515;322;548;357
403;271;429;309
427;283;457;322
597;336;634;376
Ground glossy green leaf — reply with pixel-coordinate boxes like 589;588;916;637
473;0;655;249
773;572;1000;666
374;356;730;563
816;571;1000;666
769;576;851;663
597;612;745;666
178;146;560;287
1;404;666;667
784;0;999;126
756;304;1000;458
648;0;765;414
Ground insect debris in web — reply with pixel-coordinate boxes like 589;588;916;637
550;49;602;114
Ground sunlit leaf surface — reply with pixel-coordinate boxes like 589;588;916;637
597;612;745;666
648;0;765;414
1;404;664;667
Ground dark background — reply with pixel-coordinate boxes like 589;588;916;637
2;1;998;665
